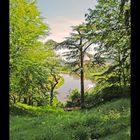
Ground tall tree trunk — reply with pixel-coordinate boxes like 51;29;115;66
23;97;27;104
13;95;16;104
49;71;59;106
28;96;31;105
50;88;54;106
120;63;129;89
18;95;21;102
80;69;85;108
118;49;122;89
80;49;85;108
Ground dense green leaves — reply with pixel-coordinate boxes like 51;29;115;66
10;0;63;106
85;0;130;87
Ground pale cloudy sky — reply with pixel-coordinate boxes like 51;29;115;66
37;0;97;43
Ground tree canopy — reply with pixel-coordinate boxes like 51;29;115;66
10;0;63;106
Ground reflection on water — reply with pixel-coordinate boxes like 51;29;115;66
56;74;96;103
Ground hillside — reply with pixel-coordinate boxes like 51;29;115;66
10;98;130;140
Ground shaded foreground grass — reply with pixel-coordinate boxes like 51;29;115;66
10;98;130;140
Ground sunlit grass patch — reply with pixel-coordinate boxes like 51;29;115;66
10;98;130;140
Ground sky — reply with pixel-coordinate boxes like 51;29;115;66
36;0;97;43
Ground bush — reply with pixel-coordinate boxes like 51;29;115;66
65;88;81;107
10;104;35;116
65;85;130;108
85;85;130;108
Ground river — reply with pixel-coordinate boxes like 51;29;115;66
56;74;96;103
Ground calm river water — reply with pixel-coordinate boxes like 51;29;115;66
56;74;96;103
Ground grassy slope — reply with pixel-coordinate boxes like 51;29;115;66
10;98;130;140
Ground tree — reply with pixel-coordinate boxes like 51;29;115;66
44;40;64;106
44;39;58;49
47;66;63;106
10;0;50;106
10;43;51;105
85;0;131;88
58;24;94;108
10;0;48;68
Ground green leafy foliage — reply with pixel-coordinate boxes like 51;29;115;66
85;0;130;87
10;0;63;107
66;88;81;107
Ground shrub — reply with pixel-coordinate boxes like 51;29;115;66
85;85;130;108
65;88;81;107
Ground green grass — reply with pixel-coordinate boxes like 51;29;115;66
10;98;130;140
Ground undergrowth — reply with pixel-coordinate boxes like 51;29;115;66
10;98;130;140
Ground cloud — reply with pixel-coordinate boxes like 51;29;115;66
41;17;84;43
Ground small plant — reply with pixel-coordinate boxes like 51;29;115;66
65;88;81;107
